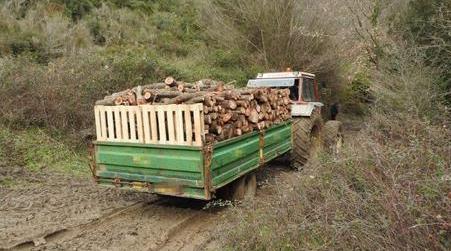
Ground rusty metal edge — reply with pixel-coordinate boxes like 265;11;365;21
202;143;213;200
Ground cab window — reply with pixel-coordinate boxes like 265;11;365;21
301;77;316;102
289;79;300;101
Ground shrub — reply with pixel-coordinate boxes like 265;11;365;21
218;52;450;250
0;127;88;176
201;0;347;86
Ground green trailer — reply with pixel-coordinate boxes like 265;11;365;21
92;121;291;200
91;104;292;200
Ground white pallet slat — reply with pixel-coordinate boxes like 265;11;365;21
120;107;129;141
193;104;202;146
157;107;167;144
113;107;122;140
100;107;107;140
166;105;176;144
199;104;205;143
106;107;115;141
142;107;151;143
184;105;193;145
148;106;158;144
135;106;144;143
176;106;185;145
94;106;104;141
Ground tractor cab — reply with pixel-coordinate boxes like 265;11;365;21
247;71;324;117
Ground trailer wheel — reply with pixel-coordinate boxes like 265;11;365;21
243;173;257;199
322;120;344;155
218;173;256;201
290;114;323;169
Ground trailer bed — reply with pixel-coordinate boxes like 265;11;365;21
93;121;292;200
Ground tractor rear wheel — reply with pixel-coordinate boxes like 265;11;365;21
322;120;344;155
291;114;323;169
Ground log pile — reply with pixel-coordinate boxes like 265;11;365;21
96;77;292;143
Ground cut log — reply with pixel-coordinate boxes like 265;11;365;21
165;76;177;87
221;100;237;110
248;109;259;123
221;112;233;123
114;96;124;105
186;96;205;104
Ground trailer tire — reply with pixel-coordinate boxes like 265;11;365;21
243;173;257;199
218;173;256;201
291;114;323;169
322;120;344;155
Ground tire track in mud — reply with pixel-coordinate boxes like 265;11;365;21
6;201;149;250
7;196;221;251
154;208;220;251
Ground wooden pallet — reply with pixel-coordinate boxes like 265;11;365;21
94;104;204;146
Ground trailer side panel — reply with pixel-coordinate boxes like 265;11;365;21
210;121;292;190
94;142;206;199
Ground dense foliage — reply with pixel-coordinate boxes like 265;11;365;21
401;0;451;98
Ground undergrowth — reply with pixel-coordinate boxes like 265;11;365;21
218;55;450;250
0;127;88;178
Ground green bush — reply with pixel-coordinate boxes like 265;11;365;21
0;127;88;176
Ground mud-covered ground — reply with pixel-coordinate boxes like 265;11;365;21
1;161;297;251
0;164;226;251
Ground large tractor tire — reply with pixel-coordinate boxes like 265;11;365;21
322;120;344;155
217;172;257;201
291;114;323;169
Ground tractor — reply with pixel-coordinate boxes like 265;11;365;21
248;71;343;168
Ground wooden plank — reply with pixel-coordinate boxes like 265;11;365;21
166;105;176;144
193;104;201;146
106;106;115;140
142;107;151;143
184;105;193;145
100;106;107;141
157;107;167;144
120;107;129;141
129;109;136;141
114;107;122;140
94;106;103;141
135;106;144;143
198;104;205;143
149;106;158;144
176;106;184;144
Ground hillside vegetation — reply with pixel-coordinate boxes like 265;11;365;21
0;0;449;250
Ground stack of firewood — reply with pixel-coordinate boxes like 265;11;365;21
95;77;292;143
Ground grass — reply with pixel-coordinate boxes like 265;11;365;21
0;127;89;177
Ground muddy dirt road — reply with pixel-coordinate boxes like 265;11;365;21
0;163;297;251
0;166;226;251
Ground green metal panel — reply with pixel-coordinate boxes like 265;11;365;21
94;142;206;199
263;121;292;162
210;121;292;189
